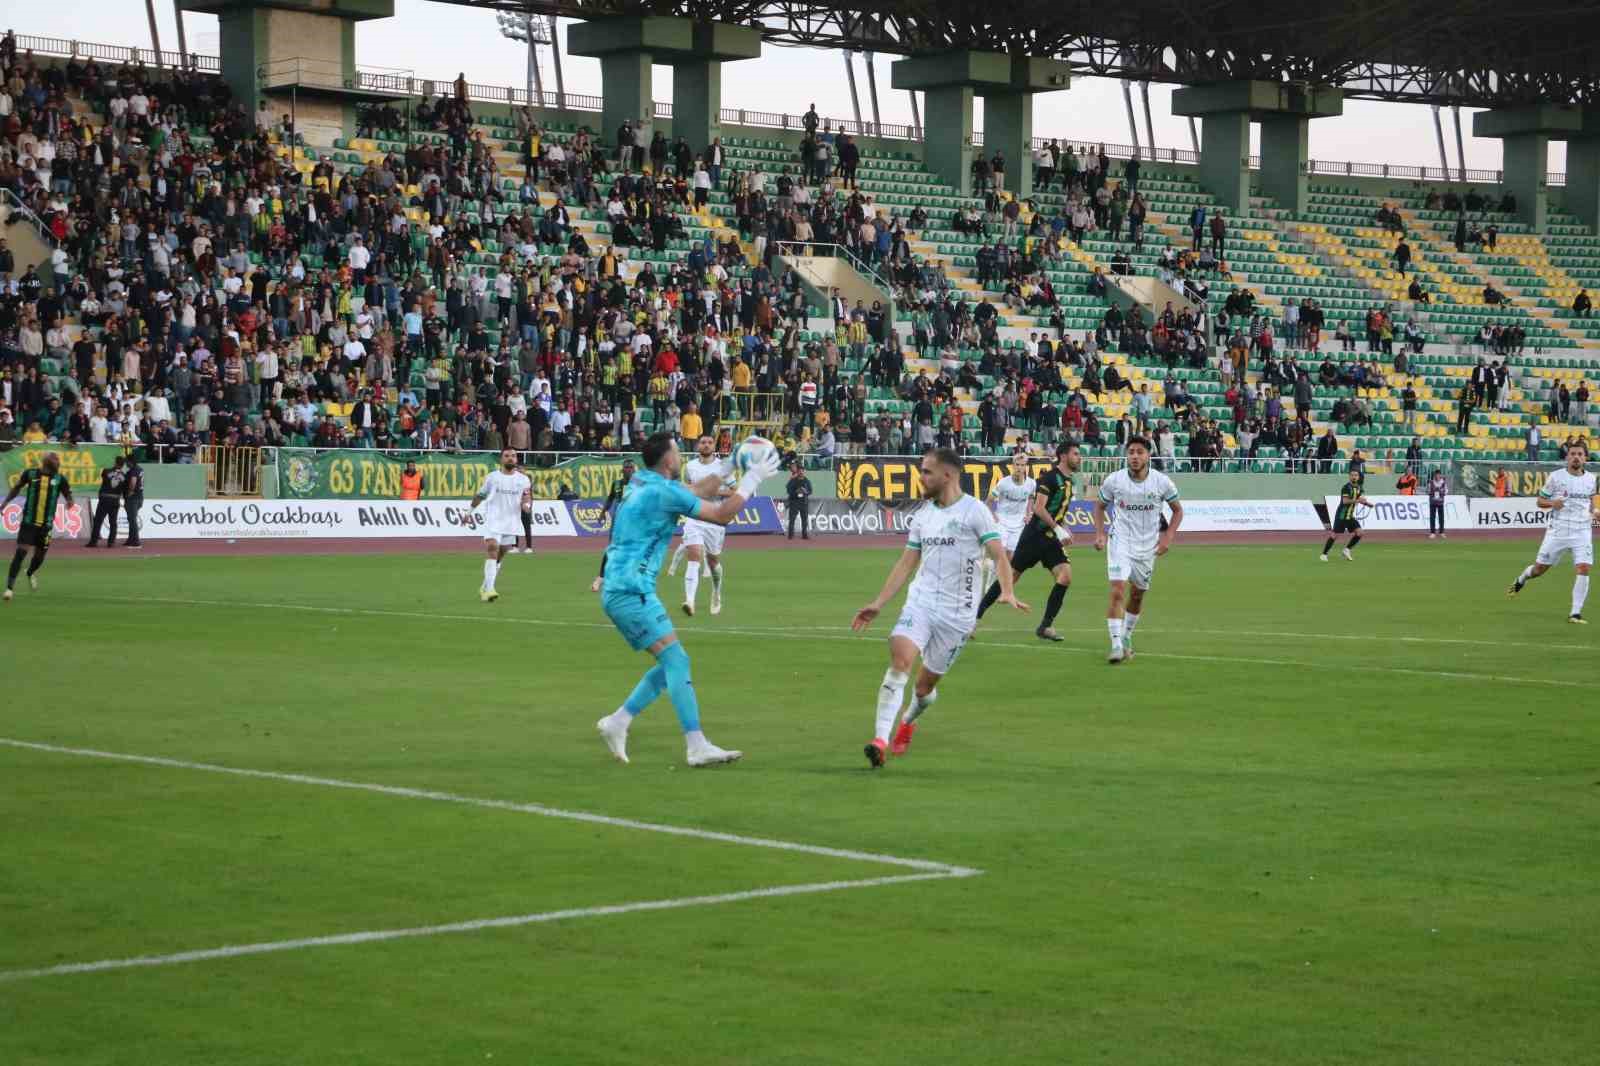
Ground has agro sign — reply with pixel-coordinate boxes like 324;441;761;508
127;499;575;539
564;497;782;537
1465;497;1552;530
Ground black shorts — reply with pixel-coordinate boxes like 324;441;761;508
1331;516;1361;534
16;523;51;548
1010;529;1069;574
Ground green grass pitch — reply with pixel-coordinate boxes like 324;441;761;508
1;538;1596;1065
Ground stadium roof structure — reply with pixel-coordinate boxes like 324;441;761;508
429;0;1600;107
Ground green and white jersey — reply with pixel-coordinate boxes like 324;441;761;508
905;493;999;625
1540;467;1597;538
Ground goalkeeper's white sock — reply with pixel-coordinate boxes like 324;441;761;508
683;565;699;606
874;668;909;743
904;687;938;724
1573;574;1590;616
483;559;498;590
1123;611;1141;636
709;561;723;593
1107;617;1124;644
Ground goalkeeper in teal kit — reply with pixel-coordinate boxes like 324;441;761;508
595;431;780;767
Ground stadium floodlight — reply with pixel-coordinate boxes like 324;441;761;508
496;10;552;105
494;10;550;45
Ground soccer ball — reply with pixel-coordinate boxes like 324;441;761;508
733;434;778;476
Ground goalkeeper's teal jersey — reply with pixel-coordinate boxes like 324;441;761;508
604;469;704;597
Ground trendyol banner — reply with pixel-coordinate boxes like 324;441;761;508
792;499;1098;537
565;497;782;537
799;497;1323;536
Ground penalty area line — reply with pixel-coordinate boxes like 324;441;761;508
0;872;956;983
0;738;980;982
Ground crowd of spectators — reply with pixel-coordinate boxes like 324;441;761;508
0;33;1589;472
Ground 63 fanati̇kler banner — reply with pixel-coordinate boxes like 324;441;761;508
277;449;631;501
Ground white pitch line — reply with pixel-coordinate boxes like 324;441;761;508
0;739;978;876
0;738;979;983
67;594;1588;690
0;872;953;983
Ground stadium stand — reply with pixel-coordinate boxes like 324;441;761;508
1;29;1594;476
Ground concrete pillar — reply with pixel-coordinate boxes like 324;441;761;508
1473;106;1581;232
598;51;652;147
924;85;976;197
1503;133;1551;231
982;91;1033;198
892;51;1068;200
569;17;760;156
1564;136;1600;232
673;59;718;157
1258;113;1310;216
1197;111;1251;217
1174;80;1342;218
181;0;392;139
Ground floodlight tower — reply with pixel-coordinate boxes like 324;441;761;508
497;10;560;109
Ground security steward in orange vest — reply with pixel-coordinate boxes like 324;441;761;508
400;461;425;500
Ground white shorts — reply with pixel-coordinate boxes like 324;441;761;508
484;529;520;547
1106;540;1156;590
891;606;974;676
998;524;1025;554
1536;530;1594;567
681;518;726;555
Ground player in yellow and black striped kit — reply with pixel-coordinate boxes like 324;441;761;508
977;440;1082;641
1321;470;1370;562
4;452;74;602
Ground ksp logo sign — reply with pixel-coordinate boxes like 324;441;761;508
568;501;613;535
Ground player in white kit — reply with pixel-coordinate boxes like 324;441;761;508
984;452;1036;590
672;435;734;615
1507;441;1595;622
469;448;532;602
1093;437;1183;663
852;448;1029;767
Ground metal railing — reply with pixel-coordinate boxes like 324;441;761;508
774;240;896;296
10;30;1569;187
256;58;418;101
0;188;58;249
14;32;216;73
202;445;263;497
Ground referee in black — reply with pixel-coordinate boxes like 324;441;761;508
785;460;812;540
86;455;126;548
591;459;637;592
977;440;1081;641
123;454;145;548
